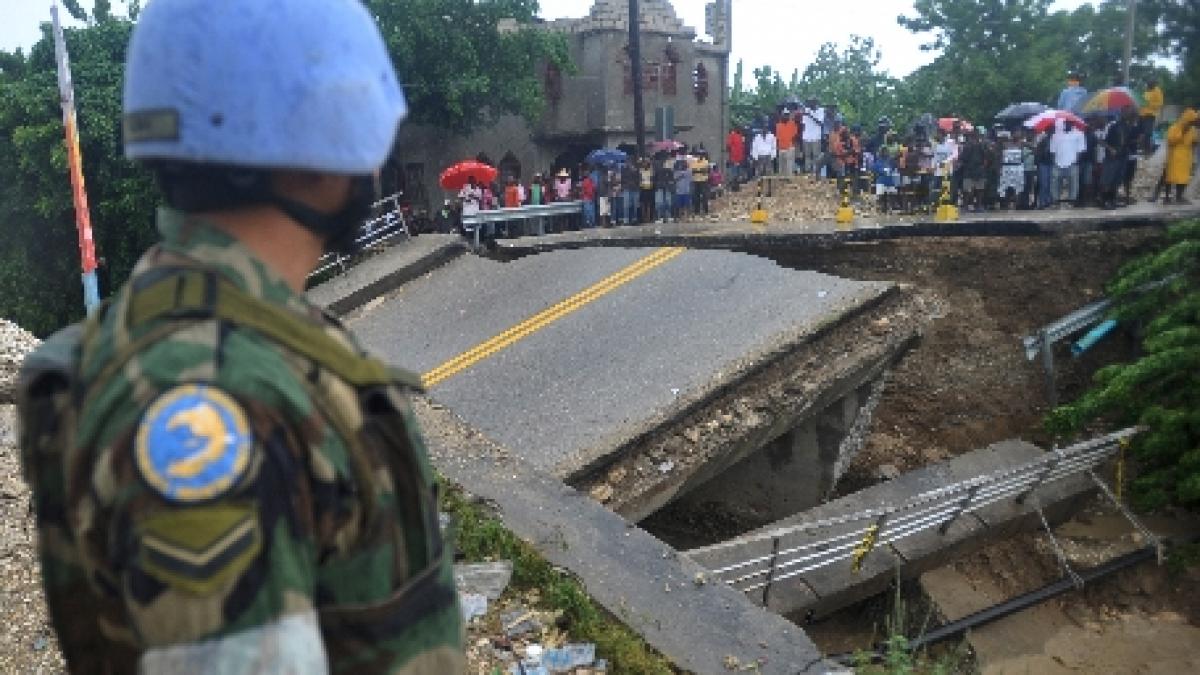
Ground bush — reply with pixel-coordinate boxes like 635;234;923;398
1047;220;1200;510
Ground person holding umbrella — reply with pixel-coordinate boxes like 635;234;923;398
459;176;482;218
1099;112;1132;209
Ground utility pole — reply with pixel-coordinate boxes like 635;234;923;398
629;0;646;153
50;0;100;313
1122;0;1137;85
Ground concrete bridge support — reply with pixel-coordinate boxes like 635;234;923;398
672;377;885;528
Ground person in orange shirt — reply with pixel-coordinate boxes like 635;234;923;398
503;175;522;208
775;110;799;176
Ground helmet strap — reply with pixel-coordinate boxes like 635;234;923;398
269;175;377;255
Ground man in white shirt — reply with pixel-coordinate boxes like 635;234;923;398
800;98;825;177
459;177;482;217
1050;119;1086;205
751;128;777;179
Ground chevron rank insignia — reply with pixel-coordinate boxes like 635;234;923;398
137;504;262;596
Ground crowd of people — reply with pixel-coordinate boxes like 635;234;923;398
436;74;1197;238
442;145;730;234
723;75;1198;214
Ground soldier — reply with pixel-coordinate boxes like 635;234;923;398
16;0;465;672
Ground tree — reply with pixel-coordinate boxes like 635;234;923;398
896;0;1163;124
1;2;570;336
0;13;158;337
728;37;899;130
798;37;899;128
1141;0;1200;102
365;0;570;133
1047;220;1200;510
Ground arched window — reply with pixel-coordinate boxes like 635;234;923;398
545;62;562;104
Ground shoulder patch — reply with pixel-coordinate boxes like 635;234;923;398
136;384;254;503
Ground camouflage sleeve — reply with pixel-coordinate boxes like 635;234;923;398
88;380;333;671
77;325;462;673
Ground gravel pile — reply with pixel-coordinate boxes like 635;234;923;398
712;174;917;224
1;404;65;672
1;319;40;404
0;320;64;671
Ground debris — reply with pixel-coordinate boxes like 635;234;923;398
682;428;702;444
501;609;543;639
657;460;675;474
875;463;901;481
605;466;627;485
694;572;707;586
588;483;614;503
723;654;740;670
455;560;514;601
541;643;596;672
460;592;489;622
870;317;892;334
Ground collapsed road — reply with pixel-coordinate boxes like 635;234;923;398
348;246;927;527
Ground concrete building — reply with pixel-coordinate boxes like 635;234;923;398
389;0;731;214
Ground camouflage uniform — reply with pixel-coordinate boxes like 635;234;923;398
18;208;464;673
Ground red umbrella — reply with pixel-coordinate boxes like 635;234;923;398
937;117;974;133
1023;109;1087;133
439;160;497;191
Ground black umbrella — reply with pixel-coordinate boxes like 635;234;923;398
995;101;1049;121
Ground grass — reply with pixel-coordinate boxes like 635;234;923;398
850;575;974;675
440;482;675;674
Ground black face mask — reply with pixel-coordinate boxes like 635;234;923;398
271;174;378;255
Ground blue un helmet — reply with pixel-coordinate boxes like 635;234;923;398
122;0;407;251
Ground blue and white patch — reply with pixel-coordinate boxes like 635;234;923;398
135;384;253;503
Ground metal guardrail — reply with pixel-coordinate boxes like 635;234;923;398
687;428;1142;605
307;194;410;281
462;201;584;248
1022;298;1112;361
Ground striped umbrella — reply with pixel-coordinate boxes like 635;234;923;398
1080;87;1143;116
1024;109;1088;132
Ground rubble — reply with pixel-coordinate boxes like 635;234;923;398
711;174;920;224
1;319;39;404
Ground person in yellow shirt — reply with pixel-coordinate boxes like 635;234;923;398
1140;79;1164;155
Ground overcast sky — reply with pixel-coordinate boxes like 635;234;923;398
6;0;1096;79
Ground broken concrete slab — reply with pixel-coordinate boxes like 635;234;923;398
414;398;840;674
306;233;465;315
687;438;1099;620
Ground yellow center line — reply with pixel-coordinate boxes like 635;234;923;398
422;247;686;388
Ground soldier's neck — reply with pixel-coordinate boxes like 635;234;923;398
205;207;324;294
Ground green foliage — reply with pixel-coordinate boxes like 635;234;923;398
440;483;673;674
851;579;970;675
0;11;159;337
799;37;899;128
366;0;571;133
730;0;1193;135
729;38;899;129
1;2;567;337
1047;220;1200;510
